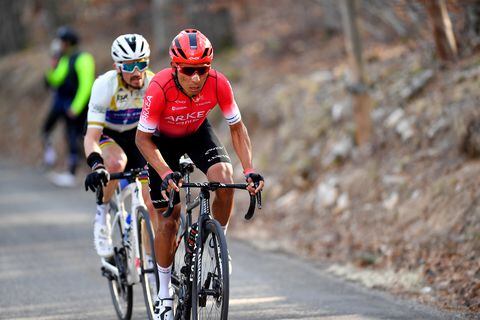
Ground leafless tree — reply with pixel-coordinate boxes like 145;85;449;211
423;0;458;62
152;0;234;55
0;1;27;56
340;0;372;146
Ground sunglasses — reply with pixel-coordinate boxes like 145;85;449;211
177;65;210;76
119;60;149;73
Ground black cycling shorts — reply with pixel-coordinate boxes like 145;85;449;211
100;127;147;172
149;120;231;209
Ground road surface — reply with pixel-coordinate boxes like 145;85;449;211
0;162;461;319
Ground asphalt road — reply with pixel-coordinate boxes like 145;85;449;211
0;162;462;320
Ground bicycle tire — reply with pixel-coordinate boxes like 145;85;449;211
192;219;229;320
172;213;192;320
108;212;133;320
137;207;159;320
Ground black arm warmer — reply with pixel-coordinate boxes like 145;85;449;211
86;152;104;169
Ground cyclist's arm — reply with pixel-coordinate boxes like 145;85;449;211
83;72;111;158
135;130;172;179
45;55;69;88
84;127;103;157
70;52;95;116
229;121;253;172
216;71;253;171
136;80;172;180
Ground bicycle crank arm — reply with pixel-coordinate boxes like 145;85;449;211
101;258;119;278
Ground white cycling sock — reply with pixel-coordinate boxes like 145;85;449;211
94;203;108;225
157;264;172;299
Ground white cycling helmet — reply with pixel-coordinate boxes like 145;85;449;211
111;34;150;63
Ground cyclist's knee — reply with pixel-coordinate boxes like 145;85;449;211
207;162;233;183
155;206;180;235
104;157;126;173
146;201;156;218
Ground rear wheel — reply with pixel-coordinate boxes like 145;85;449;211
192;219;229;320
138;207;159;320
108;211;133;320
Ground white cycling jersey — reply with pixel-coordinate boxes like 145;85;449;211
87;70;155;132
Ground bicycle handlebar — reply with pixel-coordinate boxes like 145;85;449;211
109;168;149;181
162;182;262;220
95;168;148;205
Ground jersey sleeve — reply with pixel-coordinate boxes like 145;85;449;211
45;56;69;88
138;80;165;133
71;52;95;116
216;71;241;125
87;73;113;129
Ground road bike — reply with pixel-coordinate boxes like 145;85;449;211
163;156;262;320
95;168;159;320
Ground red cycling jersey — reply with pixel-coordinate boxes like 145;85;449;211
138;68;241;137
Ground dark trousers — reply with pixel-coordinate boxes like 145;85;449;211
42;94;86;174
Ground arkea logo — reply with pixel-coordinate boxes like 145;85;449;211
144;95;153;108
165;111;207;124
141;95;153;120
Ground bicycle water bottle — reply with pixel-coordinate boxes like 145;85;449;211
187;223;198;254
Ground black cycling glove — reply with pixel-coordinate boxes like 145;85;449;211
160;171;183;192
245;172;264;185
85;167;110;192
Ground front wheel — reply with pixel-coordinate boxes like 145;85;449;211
138;207;159;320
108;210;133;320
192;219;229;320
172;213;192;320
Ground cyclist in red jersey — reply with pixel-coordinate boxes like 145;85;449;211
136;29;264;320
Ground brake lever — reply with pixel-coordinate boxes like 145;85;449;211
256;190;262;210
163;189;176;218
244;194;256;220
96;187;104;205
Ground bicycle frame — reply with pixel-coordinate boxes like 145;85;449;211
169;156;261;319
101;176;146;285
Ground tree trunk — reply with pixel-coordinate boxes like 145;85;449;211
152;0;235;55
184;0;235;49
340;0;372;146
0;0;27;56
464;0;480;49
424;0;458;62
152;0;184;55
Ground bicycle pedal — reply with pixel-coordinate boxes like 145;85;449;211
199;293;207;307
101;266;115;281
181;265;189;275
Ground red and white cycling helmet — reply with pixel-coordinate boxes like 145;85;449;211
169;29;213;65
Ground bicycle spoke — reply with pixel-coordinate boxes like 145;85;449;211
107;215;133;320
138;207;159;320
193;220;229;320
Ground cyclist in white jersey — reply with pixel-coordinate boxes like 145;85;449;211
83;34;155;258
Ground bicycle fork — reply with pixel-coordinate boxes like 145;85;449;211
126;180;145;285
100;180;145;285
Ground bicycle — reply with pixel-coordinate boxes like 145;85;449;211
163;156;262;320
95;168;159;320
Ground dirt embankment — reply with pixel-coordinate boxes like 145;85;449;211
227;43;480;317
